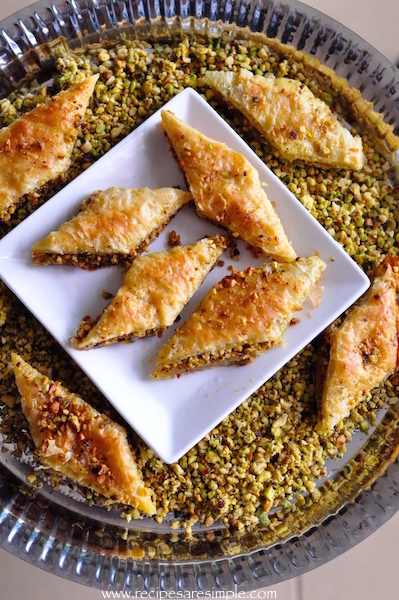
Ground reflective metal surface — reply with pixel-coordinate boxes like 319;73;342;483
1;0;399;592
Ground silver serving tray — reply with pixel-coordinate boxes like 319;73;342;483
1;0;399;593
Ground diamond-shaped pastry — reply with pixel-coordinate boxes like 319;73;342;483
152;256;325;379
12;353;155;514
72;236;227;349
0;75;98;221
204;69;363;170
32;187;192;269
318;259;398;434
161;110;296;263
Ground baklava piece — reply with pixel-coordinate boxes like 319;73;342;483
11;353;155;514
0;75;99;222
161;110;296;263
32;187;192;269
204;70;364;170
152;256;325;379
72;236;227;350
318;259;398;434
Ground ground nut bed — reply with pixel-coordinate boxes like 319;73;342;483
1;2;399;580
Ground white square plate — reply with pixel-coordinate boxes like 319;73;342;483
0;88;370;464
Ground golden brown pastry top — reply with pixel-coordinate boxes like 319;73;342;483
318;262;398;434
161;110;296;263
204;69;364;170
153;256;325;375
12;353;155;514
0;75;98;221
32;187;192;258
72;236;227;349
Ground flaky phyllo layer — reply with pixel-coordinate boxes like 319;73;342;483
152;256;325;378
204;69;364;170
32;187;192;269
12;354;155;514
318;257;399;434
72;236;227;350
161;110;296;263
0;75;98;221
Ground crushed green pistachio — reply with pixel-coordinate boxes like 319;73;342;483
0;33;397;533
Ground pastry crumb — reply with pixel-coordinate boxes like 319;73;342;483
168;229;181;247
247;245;264;260
289;317;301;326
229;240;240;261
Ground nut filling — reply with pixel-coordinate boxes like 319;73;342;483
32;220;176;269
72;315;166;349
154;342;272;378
